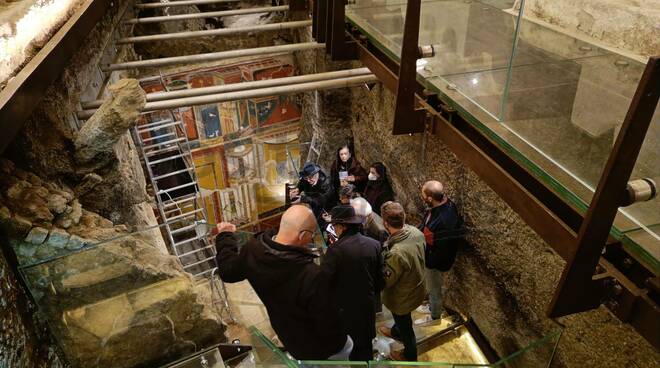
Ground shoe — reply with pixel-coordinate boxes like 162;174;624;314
378;326;395;339
388;350;407;361
415;304;431;314
414;315;441;325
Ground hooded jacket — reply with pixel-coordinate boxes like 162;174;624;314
215;230;346;360
363;163;395;215
382;225;427;315
330;150;368;194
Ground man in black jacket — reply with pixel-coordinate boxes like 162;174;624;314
416;180;464;324
290;162;336;222
215;205;352;360
322;205;384;361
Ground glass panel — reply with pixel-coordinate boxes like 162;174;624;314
248;326;297;367
346;0;659;269
490;329;562;367
347;0;525;120
18;223;226;368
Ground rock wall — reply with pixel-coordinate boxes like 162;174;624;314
325;81;659;367
518;0;660;58
0;248;63;368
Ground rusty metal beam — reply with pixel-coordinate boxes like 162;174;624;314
353;37;577;260
549;56;660;317
0;0;113;154
352;29;659;349
392;0;425;134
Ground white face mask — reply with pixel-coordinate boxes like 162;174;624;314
368;173;378;181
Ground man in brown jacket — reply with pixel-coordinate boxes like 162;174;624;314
377;201;427;361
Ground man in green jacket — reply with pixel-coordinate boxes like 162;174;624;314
377;201;427;361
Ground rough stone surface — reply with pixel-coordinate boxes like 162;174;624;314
74;78;146;166
0;250;64;368
333;80;660;367
25;227;49;245
519;0;660;58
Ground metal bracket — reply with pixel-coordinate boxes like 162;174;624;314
548;56;660;318
392;0;425;134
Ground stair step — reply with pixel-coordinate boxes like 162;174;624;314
138;120;180;133
170;223;197;235
141;132;176;143
147;153;187;165
143;137;186;150
183;256;216;269
153;167;194;180
158;181;198;194
165;208;203;222
178;244;215;258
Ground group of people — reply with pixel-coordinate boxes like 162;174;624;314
214;145;465;362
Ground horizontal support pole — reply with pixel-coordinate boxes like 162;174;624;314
117;20;312;43
83;67;368;109
124;5;288;24
78;74;376;119
102;41;324;72
135;0;239;9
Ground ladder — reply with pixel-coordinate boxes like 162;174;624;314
132;112;217;278
306;132;323;164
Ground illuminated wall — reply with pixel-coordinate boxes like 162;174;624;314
138;55;303;227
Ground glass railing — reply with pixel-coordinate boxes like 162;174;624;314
248;325;562;367
17;222;227;368
346;0;659;273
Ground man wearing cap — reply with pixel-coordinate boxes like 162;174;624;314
322;205;384;361
290;162;336;222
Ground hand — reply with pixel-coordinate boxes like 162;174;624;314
347;175;355;182
216;222;237;233
340;179;348;187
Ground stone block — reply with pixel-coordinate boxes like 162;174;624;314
25;227;49;245
65;235;88;250
47;194;68;215
8;215;32;239
46;228;71;249
6;180;31;200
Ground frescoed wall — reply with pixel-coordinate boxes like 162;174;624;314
138;55;303;227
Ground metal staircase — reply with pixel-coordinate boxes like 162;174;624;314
132;110;217;278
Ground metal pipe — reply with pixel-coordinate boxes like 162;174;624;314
124;5;289;24
83;67;369;109
103;42;324;72
623;177;658;206
78;74;376;119
117;20;312;44
135;0;239;9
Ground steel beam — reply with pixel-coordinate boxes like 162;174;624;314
135;0;239;9
0;0;113;154
103;42;324;71
82;67;371;109
548;56;660;317
117;20;312;43
77;74;376;119
124;5;289;24
392;0;425;134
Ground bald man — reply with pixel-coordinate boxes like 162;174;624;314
215;205;352;360
417;180;464;325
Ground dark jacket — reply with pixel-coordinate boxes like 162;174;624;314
297;170;336;218
363;164;395;216
215;230;346;360
330;152;368;194
321;228;384;344
418;199;465;271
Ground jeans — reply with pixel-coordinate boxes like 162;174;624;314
426;268;444;319
327;335;354;360
391;313;417;361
